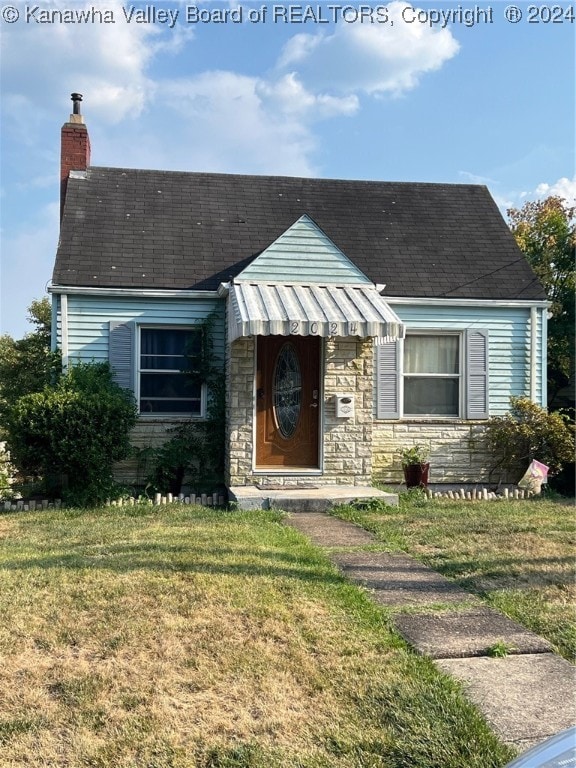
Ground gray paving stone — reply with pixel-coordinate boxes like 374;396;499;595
436;654;576;749
331;551;477;606
394;608;553;658
285;512;376;547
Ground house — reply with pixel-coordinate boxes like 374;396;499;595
50;94;548;499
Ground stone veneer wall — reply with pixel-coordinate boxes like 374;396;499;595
225;336;255;487
321;337;373;486
372;421;494;485
226;336;374;488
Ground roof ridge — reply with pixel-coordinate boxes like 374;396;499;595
85;165;486;190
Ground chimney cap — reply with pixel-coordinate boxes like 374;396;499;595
71;93;83;115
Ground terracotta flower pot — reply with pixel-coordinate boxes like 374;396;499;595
403;462;430;489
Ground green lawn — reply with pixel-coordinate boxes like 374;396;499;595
332;493;576;661
0;503;516;768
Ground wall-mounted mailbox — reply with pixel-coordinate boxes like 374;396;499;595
335;394;355;418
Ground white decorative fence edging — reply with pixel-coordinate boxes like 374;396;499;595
108;492;227;507
1;491;226;511
423;487;535;501
2;499;63;512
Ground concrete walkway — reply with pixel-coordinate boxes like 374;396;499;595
284;511;576;754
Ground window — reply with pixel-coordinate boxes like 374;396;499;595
376;329;489;420
138;327;203;415
404;334;460;416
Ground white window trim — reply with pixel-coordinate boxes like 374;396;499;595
402;330;464;419
136;324;207;419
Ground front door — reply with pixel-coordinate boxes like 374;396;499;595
256;336;320;468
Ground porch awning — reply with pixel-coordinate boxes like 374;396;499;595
223;281;405;344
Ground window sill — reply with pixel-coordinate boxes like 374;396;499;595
402;416;462;422
374;417;488;424
137;414;206;422
253;468;323;475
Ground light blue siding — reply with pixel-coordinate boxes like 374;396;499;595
59;294;226;369
391;304;545;414
238;214;371;285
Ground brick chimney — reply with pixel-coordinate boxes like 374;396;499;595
60;93;91;221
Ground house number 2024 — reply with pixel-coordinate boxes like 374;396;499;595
289;321;349;335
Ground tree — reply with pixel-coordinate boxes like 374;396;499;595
508;197;576;406
0;298;61;432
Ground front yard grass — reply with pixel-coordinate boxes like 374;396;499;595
332;494;576;661
0;503;516;767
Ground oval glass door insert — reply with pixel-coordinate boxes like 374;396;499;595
273;343;301;439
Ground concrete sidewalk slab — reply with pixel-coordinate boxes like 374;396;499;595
285;512;376;547
394;608;553;658
436;654;576;750
331;551;477;606
281;509;575;752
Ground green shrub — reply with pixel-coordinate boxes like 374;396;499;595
6;363;137;506
486;396;574;483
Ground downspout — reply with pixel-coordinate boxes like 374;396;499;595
61;293;69;370
530;306;538;403
51;294;58;352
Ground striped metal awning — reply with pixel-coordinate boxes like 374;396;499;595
223;281;405;344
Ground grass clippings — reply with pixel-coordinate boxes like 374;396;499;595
0;504;515;767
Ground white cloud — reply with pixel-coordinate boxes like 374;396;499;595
149;71;320;176
534;176;576;203
256;73;359;119
277;1;460;97
0;0;161;125
458;170;498;186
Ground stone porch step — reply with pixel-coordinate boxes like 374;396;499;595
228;485;398;511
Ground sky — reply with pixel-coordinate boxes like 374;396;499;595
0;0;574;339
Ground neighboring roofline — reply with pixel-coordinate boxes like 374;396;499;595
384;296;550;309
48;285;221;299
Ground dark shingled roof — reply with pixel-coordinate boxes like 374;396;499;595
53;167;546;300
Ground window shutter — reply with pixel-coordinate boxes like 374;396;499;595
466;329;489;419
109;321;135;391
376;340;400;419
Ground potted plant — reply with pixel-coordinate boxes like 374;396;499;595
401;444;430;488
